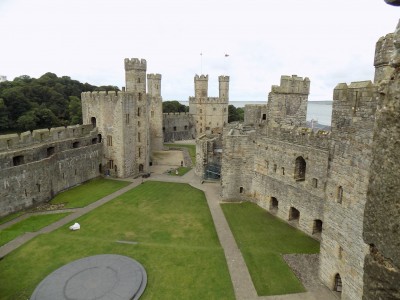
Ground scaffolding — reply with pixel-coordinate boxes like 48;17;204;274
204;163;221;180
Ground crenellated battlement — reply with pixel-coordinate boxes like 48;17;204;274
124;58;147;71
163;112;189;116
0;124;96;152
147;73;161;80
219;75;230;82
194;74;209;81
81;90;134;102
271;75;310;95
333;81;374;102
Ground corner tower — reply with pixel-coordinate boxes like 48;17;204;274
147;74;163;151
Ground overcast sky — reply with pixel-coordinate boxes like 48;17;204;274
0;0;398;101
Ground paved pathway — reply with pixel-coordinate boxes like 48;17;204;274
0;168;337;300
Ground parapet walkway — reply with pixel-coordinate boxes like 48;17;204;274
0;169;337;300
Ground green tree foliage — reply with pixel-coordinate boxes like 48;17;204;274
0;73;98;133
162;100;188;113
228;104;244;122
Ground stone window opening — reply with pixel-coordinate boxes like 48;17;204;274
37;183;41;192
13;155;25;166
97;134;102;143
239;187;244;194
114;165;118;173
262;113;266;120
24;189;27;197
289;207;300;223
139;164;144;172
173;126;177;132
108;160;114;169
72;141;80;148
184;125;188;130
333;273;342;293
92;138;97;144
138;147;141;158
270;197;278;212
126;114;130;124
99;164;102;174
47;147;55;157
138;93;142;101
91;117;96;128
312;178;318;188
312;219;323;235
294;156;306;181
338;246;343;260
337;186;343;203
137;107;141;116
107;136;113;147
138;132;141;142
281;167;285;175
273;164;277;173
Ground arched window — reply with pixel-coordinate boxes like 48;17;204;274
239;187;244;193
334;273;342;292
294;156;306;181
91;117;96;128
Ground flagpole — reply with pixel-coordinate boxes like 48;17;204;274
200;51;203;74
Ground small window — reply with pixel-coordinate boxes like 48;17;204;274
138;147;141;158
262;113;266;120
91;117;96;128
92;138;97;144
184;125;188;130
334;273;342;292
37;183;41;192
313;219;323;234
72;141;80;148
312;178;318;188
13;155;25;166
47;147;55;157
138;93;142;101
337;186;343;204
239;187;244;193
281;167;285;175
289;207;300;222
173;126;177;131
107;136;113;147
162;127;165;132
126;114;130;124
270;197;278;212
138;121;141;127
97;134;102;143
138;132;141;142
137;107;141;116
108;160;114;169
273;164;277;173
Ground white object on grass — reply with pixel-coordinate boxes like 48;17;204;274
69;223;80;231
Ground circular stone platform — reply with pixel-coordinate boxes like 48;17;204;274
30;254;147;300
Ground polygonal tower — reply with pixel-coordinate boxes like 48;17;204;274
147;73;163;151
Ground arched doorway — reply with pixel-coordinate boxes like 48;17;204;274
270;197;278;213
99;164;103;174
289;207;300;223
313;219;323;234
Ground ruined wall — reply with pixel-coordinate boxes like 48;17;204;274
243;104;268;125
362;20;400;300
163;112;194;142
319;81;377;300
0;125;102;217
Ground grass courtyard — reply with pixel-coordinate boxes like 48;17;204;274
0;181;234;300
164;143;196;164
221;202;320;296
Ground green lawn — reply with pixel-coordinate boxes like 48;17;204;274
221;202;320;296
0;181;234;300
165;143;196;164
50;177;130;208
168;166;192;176
0;213;69;247
0;211;26;226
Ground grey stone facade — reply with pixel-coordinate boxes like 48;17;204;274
0;125;101;217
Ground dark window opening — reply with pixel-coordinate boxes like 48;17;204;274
312;178;318;188
313;219;323;234
273;164;277;173
270;197;278;212
72;141;80;148
108;160;114;169
162;127;165;132
337;186;343;204
91;117;96;128
97;134;102;143
47;147;55;157
184;125;188;130
126;114;130;124
13;155;25;166
37;183;41;192
239;187;244;193
137;107;141;116
99;164;103;174
92;138;97;144
294;156;306;181
289;207;300;222
139;164;144;172
282;167;285;175
107;136;112;146
334;274;342;293
173;126;177;131
138;93;142;101
262;113;266;120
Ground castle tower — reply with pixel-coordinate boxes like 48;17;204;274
147;74;163;151
194;75;208;98
189;75;229;136
266;75;310;127
124;58;147;93
374;33;395;83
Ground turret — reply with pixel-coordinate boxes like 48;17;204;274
194;75;208;98
147;74;162;97
374;33;395;83
219;76;229;102
124;58;147;93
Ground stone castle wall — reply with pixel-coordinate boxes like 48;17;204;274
163;112;194;142
0;125;102;217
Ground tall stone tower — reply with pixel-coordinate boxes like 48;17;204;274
81;58;153;178
147;73;163;151
189;75;229;135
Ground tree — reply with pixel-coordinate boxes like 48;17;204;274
228;105;244;123
0;98;9;130
17;111;38;131
162;100;188;113
68;96;82;125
